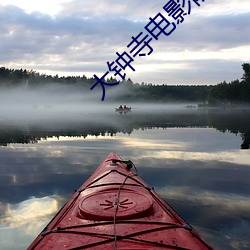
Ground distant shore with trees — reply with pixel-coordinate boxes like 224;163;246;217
0;63;249;105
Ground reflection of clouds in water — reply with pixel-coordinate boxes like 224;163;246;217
157;186;250;216
157;187;250;249
0;196;61;249
117;127;243;152
194;223;250;250
3;128;245;168
120;138;185;150
154;150;250;166
0;196;59;230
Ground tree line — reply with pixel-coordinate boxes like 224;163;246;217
208;63;250;105
0;63;249;104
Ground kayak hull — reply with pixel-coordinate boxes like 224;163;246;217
28;152;213;249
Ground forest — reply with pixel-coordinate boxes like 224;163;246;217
0;63;250;104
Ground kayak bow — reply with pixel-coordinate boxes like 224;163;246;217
28;152;213;249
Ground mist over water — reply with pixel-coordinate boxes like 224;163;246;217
0;84;250;249
0;85;109;121
1;84;250;149
0;84;199;125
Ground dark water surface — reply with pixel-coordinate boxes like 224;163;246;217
0;105;250;249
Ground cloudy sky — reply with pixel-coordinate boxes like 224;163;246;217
0;0;250;85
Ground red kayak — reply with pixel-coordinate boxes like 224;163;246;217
28;152;213;249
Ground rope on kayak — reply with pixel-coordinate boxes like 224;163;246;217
113;164;137;250
84;157;140;249
56;223;192;250
109;159;138;249
111;159;138;175
78;160;138;193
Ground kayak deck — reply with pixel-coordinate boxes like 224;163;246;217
28;152;213;249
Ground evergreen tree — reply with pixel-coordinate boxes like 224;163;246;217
242;63;250;83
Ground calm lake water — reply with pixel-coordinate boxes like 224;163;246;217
0;104;250;249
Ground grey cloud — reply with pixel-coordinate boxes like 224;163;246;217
1;4;249;54
37;63;107;74
131;59;244;85
0;4;143;37
165;12;250;50
0;5;143;61
58;0;164;19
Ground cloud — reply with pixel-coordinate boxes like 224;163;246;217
58;0;164;19
0;196;59;229
180;13;250;50
0;196;62;249
0;4;144;72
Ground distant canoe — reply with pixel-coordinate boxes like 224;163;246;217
115;107;132;113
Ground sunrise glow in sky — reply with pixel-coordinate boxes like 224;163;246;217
1;0;250;85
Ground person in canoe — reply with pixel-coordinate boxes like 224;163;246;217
123;105;132;113
115;105;132;113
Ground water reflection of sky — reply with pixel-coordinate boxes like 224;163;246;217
0;127;250;249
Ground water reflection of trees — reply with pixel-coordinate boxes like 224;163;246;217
0;109;249;149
